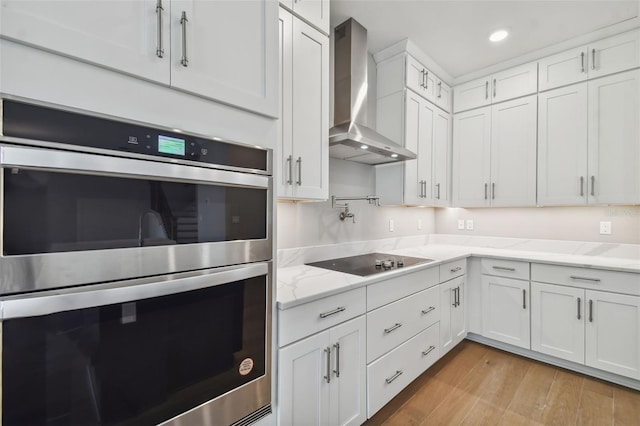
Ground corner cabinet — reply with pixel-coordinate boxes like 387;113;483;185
0;0;279;117
277;7;329;200
452;95;537;207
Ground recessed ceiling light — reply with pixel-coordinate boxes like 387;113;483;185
489;29;509;42
360;144;368;150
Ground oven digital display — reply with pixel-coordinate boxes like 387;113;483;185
158;135;186;156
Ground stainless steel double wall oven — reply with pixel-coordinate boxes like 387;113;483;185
0;98;273;426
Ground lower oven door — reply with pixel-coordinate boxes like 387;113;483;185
0;144;272;294
0;262;272;426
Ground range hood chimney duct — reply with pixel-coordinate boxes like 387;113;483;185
329;18;416;165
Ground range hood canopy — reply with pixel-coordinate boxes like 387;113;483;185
329;18;416;165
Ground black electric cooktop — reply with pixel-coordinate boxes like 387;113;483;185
307;252;434;277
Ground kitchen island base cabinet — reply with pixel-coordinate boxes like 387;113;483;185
278;315;367;426
440;276;466;355
367;322;440;418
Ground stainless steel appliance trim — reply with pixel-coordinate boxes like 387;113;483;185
0;144;269;188
156;0;165;58
161;262;273;426
0;262;269;319
180;11;189;67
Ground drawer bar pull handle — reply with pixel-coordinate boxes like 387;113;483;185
324;346;331;383
422;345;436;356
319;307;346;318
421;306;436;315
450;266;462;273
385;370;403;384
570;275;601;283
492;266;516;272
384;323;403;334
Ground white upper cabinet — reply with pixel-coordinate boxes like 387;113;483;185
432;109;451;206
435;80;452;113
278;7;329;200
279;0;330;34
453;62;537;113
539;30;640;91
406;55;437;104
0;0;170;84
1;0;279;117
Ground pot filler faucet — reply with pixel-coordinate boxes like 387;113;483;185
332;195;380;223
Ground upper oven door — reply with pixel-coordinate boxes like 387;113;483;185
0;144;272;294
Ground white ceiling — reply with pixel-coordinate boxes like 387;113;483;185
330;0;640;79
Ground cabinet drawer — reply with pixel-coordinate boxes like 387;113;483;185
481;258;530;280
367;267;439;311
367;322;440;418
531;264;640;296
278;287;366;347
440;259;466;281
367;285;440;362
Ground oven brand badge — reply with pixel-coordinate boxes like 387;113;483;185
239;358;254;376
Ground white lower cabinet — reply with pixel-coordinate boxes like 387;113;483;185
440;276;466;354
278;315;367;426
481;276;530;349
366;322;440;417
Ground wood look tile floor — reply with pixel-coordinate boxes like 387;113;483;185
365;340;640;426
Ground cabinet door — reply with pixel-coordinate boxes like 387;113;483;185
453;77;490;113
290;0;330;34
538;47;588;91
170;0;278;117
432;109;451;206
588;30;640;79
329;316;367;426
406;56;434;101
531;282;585;364
441;276;465;354
452;107;491;207
452;280;467;346
490;95;537;207
0;0;170;84
491;62;538;104
481;276;530;349
404;92;424;205
277;8;294;198
537;83;588;206
435;80;452;113
278;331;330;426
290;17;329;200
587;70;640;204
585;290;640;380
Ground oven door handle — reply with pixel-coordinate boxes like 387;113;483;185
0;144;269;189
0;262;269;320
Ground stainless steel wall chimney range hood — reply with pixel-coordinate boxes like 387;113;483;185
329;18;416;165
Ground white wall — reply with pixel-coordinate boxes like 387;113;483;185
435;206;640;244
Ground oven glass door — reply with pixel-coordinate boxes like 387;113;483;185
1;265;270;426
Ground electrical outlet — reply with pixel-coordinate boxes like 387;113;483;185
417;219;422;230
458;219;465;230
389;219;395;232
466;219;474;230
599;221;612;235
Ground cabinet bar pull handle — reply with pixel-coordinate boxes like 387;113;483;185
452;288;457;307
570;275;601;283
155;0;164;58
457;286;461;307
421;69;425;88
580;176;584;196
591;49;596;70
522;289;526;309
589;299;593;322
492;266;516;272
324;347;331;383
590;176;595;196
385;370;403;384
580;52;585;73
577;297;581;320
319;306;345;318
485;81;489;100
296;157;302;185
425;71;429;89
492;182;495;199
484;183;488;200
438;81;442;98
421;306;436;315
333;343;340;378
384;323;403;334
286;155;293;185
436;183;441;200
180;11;189;67
450;266;462;273
422;345;436;356
493;78;497;98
